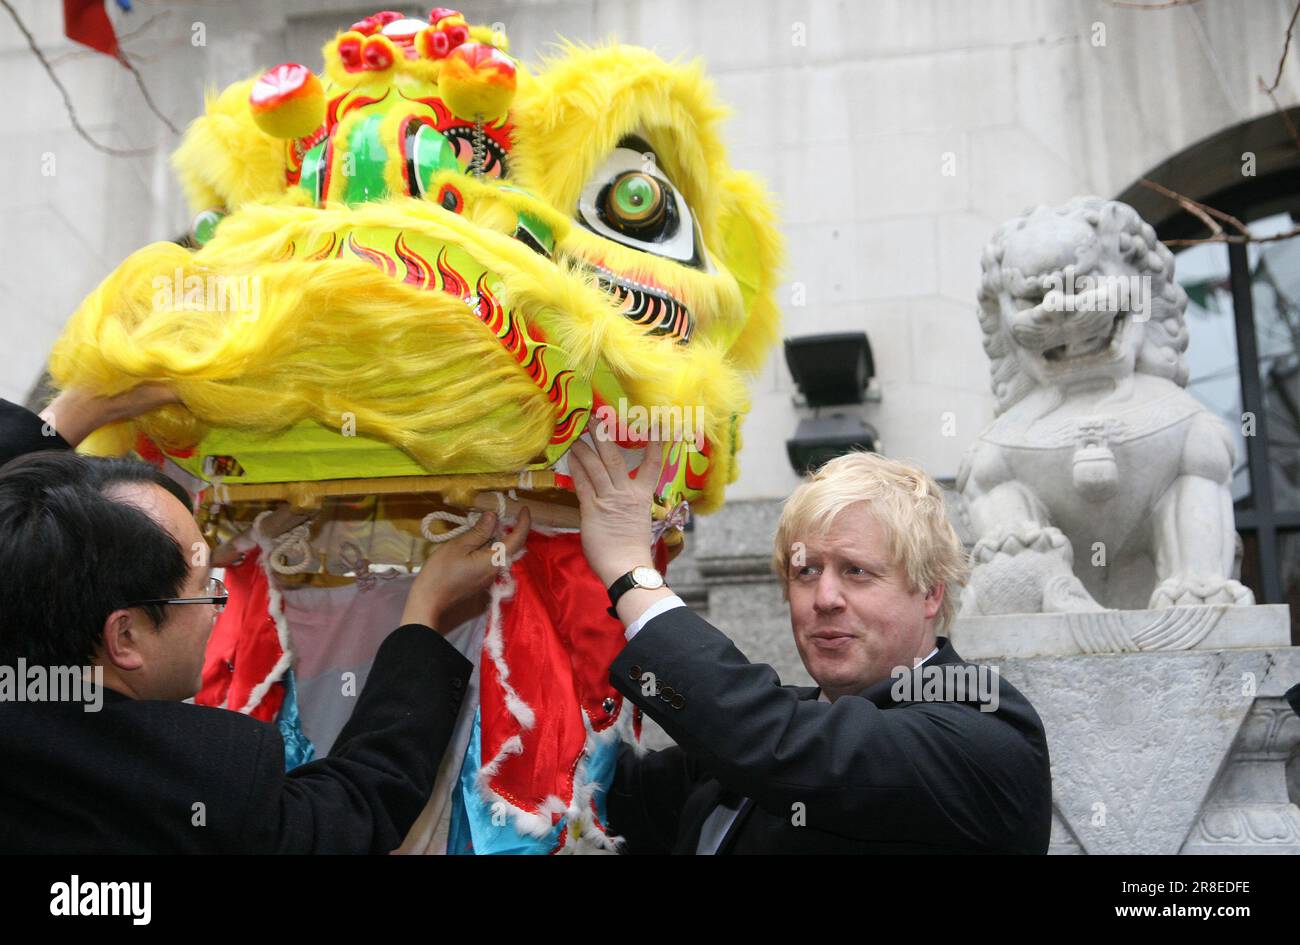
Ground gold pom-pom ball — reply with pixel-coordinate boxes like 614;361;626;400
249;63;326;140
438;42;516;122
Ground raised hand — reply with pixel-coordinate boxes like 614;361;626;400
400;507;531;633
566;414;665;587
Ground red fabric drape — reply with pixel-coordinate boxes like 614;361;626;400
63;0;120;58
195;548;286;722
478;531;630;816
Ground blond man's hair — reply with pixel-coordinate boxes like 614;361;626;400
771;451;971;634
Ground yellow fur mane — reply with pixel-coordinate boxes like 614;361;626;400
50;38;783;515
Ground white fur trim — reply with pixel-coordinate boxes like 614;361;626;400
473;685;641;853
465;534;645;853
236;534;297;715
477;549;536;731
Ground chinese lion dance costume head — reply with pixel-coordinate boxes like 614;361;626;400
48;9;783;853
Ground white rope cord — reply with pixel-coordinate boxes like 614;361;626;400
255;509;316;574
420;491;511;544
420;509;480;543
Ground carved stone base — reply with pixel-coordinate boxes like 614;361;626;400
951;603;1291;660
1182;697;1300;854
969;630;1300;854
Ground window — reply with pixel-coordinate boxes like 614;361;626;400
1122;108;1300;643
1174;216;1300;644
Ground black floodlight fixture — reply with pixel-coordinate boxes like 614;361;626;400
784;332;874;407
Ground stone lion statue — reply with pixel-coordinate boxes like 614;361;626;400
956;196;1253;615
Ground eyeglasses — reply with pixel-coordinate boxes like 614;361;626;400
128;576;229;614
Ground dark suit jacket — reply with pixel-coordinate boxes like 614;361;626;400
606;606;1052;854
0;397;70;467
0;398;471;853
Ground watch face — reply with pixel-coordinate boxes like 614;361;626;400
631;566;665;589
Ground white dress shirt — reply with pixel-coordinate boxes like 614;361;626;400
624;594;687;640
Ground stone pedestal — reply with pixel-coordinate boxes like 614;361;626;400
951;605;1300;854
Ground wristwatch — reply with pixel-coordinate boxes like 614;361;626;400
606;566;665;617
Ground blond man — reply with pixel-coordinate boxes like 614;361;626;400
569;421;1052;854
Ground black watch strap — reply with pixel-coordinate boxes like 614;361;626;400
607;567;666;618
606;571;640;618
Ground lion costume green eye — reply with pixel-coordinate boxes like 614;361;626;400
577;139;703;267
602;172;669;234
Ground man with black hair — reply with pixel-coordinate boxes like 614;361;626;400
0;451;203;690
0;388;529;853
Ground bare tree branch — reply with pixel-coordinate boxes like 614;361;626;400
1105;0;1202;9
0;0;159;157
1138;179;1300;245
117;52;180;136
46;10;171;65
1163;227;1300;246
1261;0;1300;94
1255;0;1300;152
1139;178;1250;236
